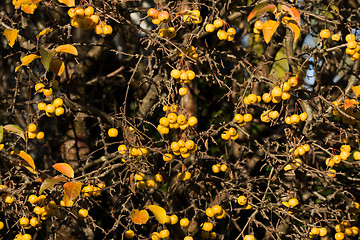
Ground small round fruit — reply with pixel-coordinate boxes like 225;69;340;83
188;116;198;126
95;24;103;34
37;102;46;111
103;25;113;35
205;208;214;217
55;107;65;116
237;195;247;205
285;116;292;124
227;27;236;36
19;217;29;226
75;7;85;18
147;8;159;19
158;11;170;22
269;111;279;119
220;164;227;172
160;229;170;238
213;19;223;28
288;198;299;207
243;235;255;240
319;227;327;236
28;123;37;133
3;194;14;204
179;87;188;96
202;222;213;232
151;232;161;240
212;164;220;173
234;114;244;123
290;114;300;124
0;221;4;230
45;104;55;114
254;20;263;30
205;24;215;32
271;86;282;98
35;83;45;92
125;230;135;239
332;34;340;41
22;234;32;240
84;6;94;16
78;209;88;218
28;195;38;204
186;70;196;80
320;29;331;39
68;8;76;18
180;218;190;227
53;98;63;107
36;131;44;139
288;77;298;87
221;131;230;140
170;69;181;79
299;112;308;121
353;151;360;160
212;205;222;214
346;34;356;42
108;128;118;137
243;114;253;122
262;93;272;103
217;30;228;40
163;153;173;162
335;232;345;240
170;214;178;224
184;237;193;240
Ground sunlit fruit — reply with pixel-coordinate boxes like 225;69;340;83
125;230;135;239
320;29;331;39
78;209;88;218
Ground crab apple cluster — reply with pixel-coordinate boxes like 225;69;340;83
118;144;149;159
81;182;105;197
325;144;352;171
205;19;236;41
157;109;198;135
171;139;197;158
260;110;279;123
68;6;111;35
331;221;359;240
211;163;227;173
253;20;263;34
158;27;176;39
292;143;311;157
170;69;196;83
236;196;252;210
233;113;253;126
134;172;160;190
283;158;302;171
29;195;59;220
182;9;202;24
205;205;226;219
308;226;328;238
35;83;65;117
147;8;170;25
221;127;239;140
27;123;44;139
285;112;308;125
344;33;360;61
176;46;198;60
177;171;191;181
0;185;14;204
332;100;360;126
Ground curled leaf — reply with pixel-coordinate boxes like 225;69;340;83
247;2;277;22
352;85;360;98
262;20;280;44
147;205;168;224
57;0;75;7
63;181;82;200
131;209;149;225
3;29;18;48
10;150;36;173
55;44;78;56
285;19;301;42
281;5;301;26
49;59;65;76
21;3;37;14
36;28;53;39
3;124;25;140
343;98;358;110
53;163;74;178
39;176;67;194
15;54;40;72
12;0;32;8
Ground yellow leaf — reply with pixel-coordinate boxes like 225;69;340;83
57;0;75;7
287;20;300;42
343;99;358;110
262;20;280;44
15;54;40;72
21;3;37;14
352;85;360;98
55;44;78;56
63;181;82;200
147;205;168;224
53;163;74;178
10;150;36;172
130;209;149;225
12;0;32;8
3;29;18;48
0;144;3;151
282;201;290;207
36;28;53;39
50;59;65;76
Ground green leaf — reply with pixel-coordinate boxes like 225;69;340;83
40;48;55;71
0;125;3;143
3;124;25;140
